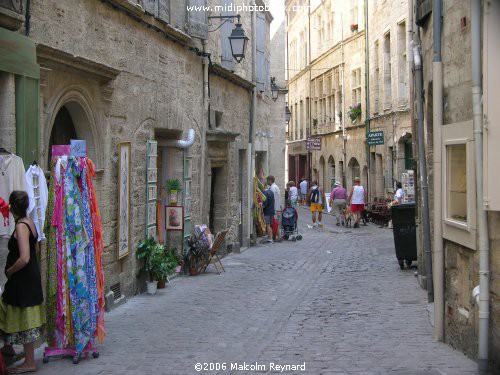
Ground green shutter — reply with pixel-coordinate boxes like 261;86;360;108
0;28;40;79
15;76;39;168
404;141;413;170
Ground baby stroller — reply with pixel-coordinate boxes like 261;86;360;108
281;206;302;241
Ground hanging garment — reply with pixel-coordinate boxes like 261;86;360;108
25;165;48;241
0;154;26;238
63;157;92;354
0;198;9;225
78;159;98;342
85;158;105;343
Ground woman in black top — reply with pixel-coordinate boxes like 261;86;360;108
0;191;44;373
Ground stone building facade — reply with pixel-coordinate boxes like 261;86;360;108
417;0;500;371
286;0;369;193
0;0;285;304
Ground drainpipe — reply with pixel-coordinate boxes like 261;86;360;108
413;38;433;302
471;0;490;371
200;40;210;224
159;128;195;149
364;0;371;201
432;0;445;342
408;0;418;216
248;0;257;245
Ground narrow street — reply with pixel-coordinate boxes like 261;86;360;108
32;208;476;375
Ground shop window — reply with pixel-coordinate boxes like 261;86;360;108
446;144;467;223
442;120;476;250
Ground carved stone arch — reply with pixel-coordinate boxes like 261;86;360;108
45;86;102;168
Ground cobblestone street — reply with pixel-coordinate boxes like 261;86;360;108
32;208;477;375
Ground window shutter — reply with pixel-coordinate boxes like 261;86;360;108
158;0;170;22
256;12;266;92
187;0;208;39
141;0;158;15
220;0;235;70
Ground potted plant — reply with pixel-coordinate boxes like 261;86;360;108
157;249;179;288
350;23;358;32
165;179;182;204
348;103;362;123
136;238;168;294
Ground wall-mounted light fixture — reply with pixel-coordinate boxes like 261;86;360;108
208;14;249;63
270;77;288;101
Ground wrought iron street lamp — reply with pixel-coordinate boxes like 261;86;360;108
208;14;248;63
270;77;288;102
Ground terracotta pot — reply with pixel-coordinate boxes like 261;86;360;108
157;279;166;289
189;267;198;276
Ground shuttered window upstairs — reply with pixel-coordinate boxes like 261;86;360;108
220;0;235;71
187;0;208;39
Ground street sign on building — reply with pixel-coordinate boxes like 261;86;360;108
306;137;321;150
367;131;384;145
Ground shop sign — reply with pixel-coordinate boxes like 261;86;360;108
367;131;384;145
306;137;321;150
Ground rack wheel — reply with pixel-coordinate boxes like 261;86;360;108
292;237;297;242
92;351;100;359
283;234;289;240
297;235;303;240
72;356;79;365
43;356;49;364
398;260;404;270
406;260;412;268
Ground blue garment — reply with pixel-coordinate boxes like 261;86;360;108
263;189;275;216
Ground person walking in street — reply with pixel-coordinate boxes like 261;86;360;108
267;176;281;241
392;181;405;205
0;191;45;374
330;181;348;226
348;177;367;228
262;183;275;244
288;181;298;208
299;178;308;205
307;181;326;227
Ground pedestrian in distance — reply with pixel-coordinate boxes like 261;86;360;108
392;181;405;205
329;181;348;226
0;191;45;374
262;183;275;244
307;180;326;227
288;181;299;208
299;178;308;205
348;177;367;228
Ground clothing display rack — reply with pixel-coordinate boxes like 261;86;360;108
42;149;105;365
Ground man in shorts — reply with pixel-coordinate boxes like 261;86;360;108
307;180;326;227
299;178;308;205
348;177;367;228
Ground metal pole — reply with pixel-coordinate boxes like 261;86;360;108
432;0;444;341
341;13;346;184
364;0;371;199
471;0;490;371
248;1;257;245
413;38;433;302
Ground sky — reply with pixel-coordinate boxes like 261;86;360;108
268;0;285;39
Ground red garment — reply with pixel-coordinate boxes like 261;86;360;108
0;197;9;227
271;216;279;236
351;203;365;213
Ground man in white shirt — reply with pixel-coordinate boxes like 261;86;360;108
299;178;308;205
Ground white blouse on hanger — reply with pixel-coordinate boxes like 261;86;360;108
0;154;26;238
25;165;48;241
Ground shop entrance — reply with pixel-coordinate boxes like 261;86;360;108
209;166;227;234
48;105;77;161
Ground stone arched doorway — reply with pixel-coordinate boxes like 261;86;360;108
347;157;360;191
328;155;335;190
46;89;100;168
319;156;326;190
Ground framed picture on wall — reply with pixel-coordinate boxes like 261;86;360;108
165;206;184;231
148;186;157;200
147;226;156;240
117;141;131;260
147;202;156;226
147;168;157;183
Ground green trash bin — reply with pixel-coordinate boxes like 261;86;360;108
390;203;417;270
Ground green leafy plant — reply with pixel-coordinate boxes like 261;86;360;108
165;179;182;192
348;103;362;122
136;238;177;281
